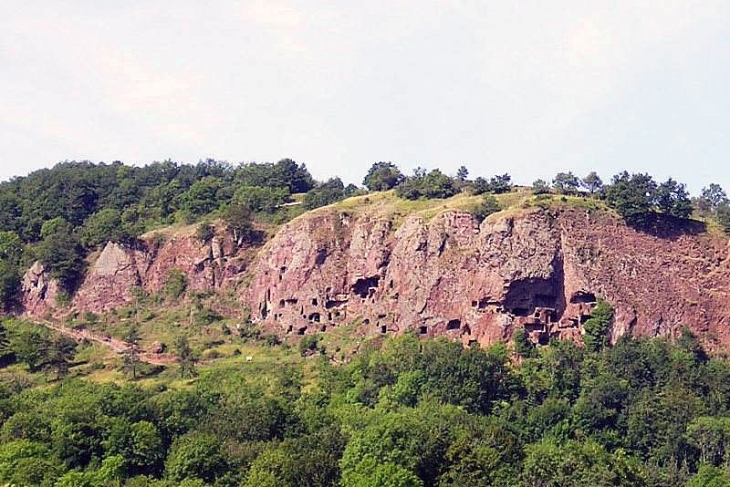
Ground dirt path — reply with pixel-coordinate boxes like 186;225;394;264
36;319;178;366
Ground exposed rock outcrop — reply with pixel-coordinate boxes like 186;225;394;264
246;207;730;349
21;261;60;317
20;204;730;350
22;228;247;316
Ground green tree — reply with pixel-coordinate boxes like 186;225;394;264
177;176;224;217
0;260;19;311
122;325;142;380
0;231;22;262
698;184;728;215
656;178;692;219
223;202;256;246
456;166;469;182
165;432;226;484
552;172;581;194
303;178;347;209
81;208;133;248
395;169;457;200
487;173;512;194
532;179;551;195
10;324;49;372
687;464;730;487
513;327;535;358
37;218;84;291
583;300;614;353
582;171;603;195
175;335;197;378
603;172;657;226
163;270;188;300
718;201;730;235
363;162;405;191
472;194;501;222
106;420;164;476
233;185;290;213
47;335;77;380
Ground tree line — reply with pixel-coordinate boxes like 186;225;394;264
1;160;728;312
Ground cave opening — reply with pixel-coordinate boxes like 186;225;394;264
352;276;380;299
446;319;461;330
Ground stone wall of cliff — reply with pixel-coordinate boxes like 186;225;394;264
245;206;730;348
21;226;247;317
20;205;730;349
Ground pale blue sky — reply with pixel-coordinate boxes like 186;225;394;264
0;1;728;194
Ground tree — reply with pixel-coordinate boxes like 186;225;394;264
656;178;692;219
0;261;19;311
36;218;84;291
232;186;290;214
303;178;346;209
165;432;226;484
470;177;490;195
81;208;133;248
106;420;164;476
472;195;501;222
10;325;49;373
513;327;535;358
0;231;22;262
395;169;458;200
698;184;728;215
583;301;614;353
456;166;469;182
175;335;196;378
47;335;77;380
582;172;603;195
602;172;657;226
718;201;730;235
0;321;12;365
163;270;188;300
223;202;255;247
532;179;551;195
488;174;512;194
122;325;141;380
363;162;405;191
177;176;223;218
552;172;581;194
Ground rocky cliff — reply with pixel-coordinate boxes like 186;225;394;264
21;202;730;349
22;227;246;316
245;205;730;348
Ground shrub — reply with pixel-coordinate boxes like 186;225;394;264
164;270;188;300
472;195;501;222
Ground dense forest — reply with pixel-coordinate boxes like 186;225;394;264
1;315;730;486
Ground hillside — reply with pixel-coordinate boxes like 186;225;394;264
17;189;730;352
4;164;730;485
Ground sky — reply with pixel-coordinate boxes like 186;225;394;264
0;0;728;194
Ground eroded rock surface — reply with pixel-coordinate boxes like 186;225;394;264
22;229;246;316
20;205;730;349
246;207;730;348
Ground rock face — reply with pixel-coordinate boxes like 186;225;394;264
246;207;730;348
21;261;60;317
20;205;730;349
22;229;246;316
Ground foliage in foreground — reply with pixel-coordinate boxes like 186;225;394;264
0;321;728;486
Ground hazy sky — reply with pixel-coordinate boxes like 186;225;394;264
1;1;728;193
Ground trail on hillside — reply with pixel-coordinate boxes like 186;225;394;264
35;319;178;366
